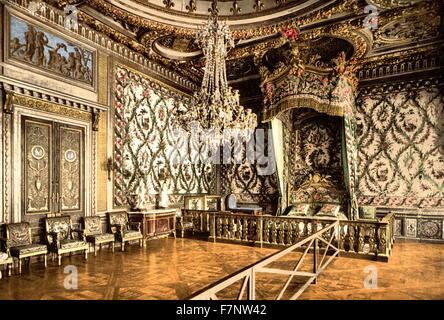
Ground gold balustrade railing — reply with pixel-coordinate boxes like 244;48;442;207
182;210;395;261
189;220;340;300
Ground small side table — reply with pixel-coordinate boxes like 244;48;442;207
0;253;13;279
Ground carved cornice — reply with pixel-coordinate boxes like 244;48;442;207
357;75;444;96
7;93;93;121
0;77;105;117
54;0;360;40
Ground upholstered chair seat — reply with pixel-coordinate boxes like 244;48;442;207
82;216;115;256
2;222;47;274
107;212;143;251
86;233;114;242
10;244;47;256
45;216;88;266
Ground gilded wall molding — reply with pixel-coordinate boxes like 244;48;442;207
8;94;92;121
98;52;109;105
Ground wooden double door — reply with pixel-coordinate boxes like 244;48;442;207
22;116;85;217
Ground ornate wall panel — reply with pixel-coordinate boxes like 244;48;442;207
23;119;53;214
59;126;83;212
289;114;343;190
356;87;444;208
113;65;216;207
221;124;279;214
97;111;108;212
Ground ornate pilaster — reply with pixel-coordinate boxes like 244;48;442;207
2;89;12;224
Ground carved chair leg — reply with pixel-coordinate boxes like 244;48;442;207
0;268;2;280
44;254;47;268
52;253;55;262
94;243;97;257
8;263;12;276
121;242;125;252
139;239;143;247
85;250;88;261
18;259;22;274
58;254;62;266
112;242;115;253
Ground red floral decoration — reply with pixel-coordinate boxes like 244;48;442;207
282;28;300;41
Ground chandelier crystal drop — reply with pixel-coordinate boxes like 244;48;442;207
173;12;257;146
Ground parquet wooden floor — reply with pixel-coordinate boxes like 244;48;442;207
0;238;442;300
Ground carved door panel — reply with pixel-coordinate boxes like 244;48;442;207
57;124;84;214
22;117;85;217
23;118;53;215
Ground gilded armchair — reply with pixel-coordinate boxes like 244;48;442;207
2;222;47;274
45;216;88;266
107;212;143;251
82;216;115;256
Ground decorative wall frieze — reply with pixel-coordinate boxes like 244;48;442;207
2;0;198;92
0;77;106;115
358;75;444;96
357;44;444;81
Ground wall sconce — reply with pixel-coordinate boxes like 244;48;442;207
106;157;115;181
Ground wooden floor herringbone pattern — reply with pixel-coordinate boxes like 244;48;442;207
0;238;443;300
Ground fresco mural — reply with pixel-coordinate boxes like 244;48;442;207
9;15;93;85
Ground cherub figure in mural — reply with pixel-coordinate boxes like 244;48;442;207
66;52;77;75
10;37;26;57
77;47;93;82
24;25;37;62
34;31;49;67
47;43;67;72
73;47;84;80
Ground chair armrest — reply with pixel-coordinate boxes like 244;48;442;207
46;232;61;248
71;229;86;241
129;222;141;232
110;224;123;234
0;236;11;250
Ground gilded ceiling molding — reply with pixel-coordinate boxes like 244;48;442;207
185;0;197;13
253;0;264;12
230;19;367;65
73;0;360;40
366;0;417;9
357;44;444;70
372;1;441;48
163;0;175;9
230;1;241;16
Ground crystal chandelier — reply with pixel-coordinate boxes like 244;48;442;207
173;8;257;146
